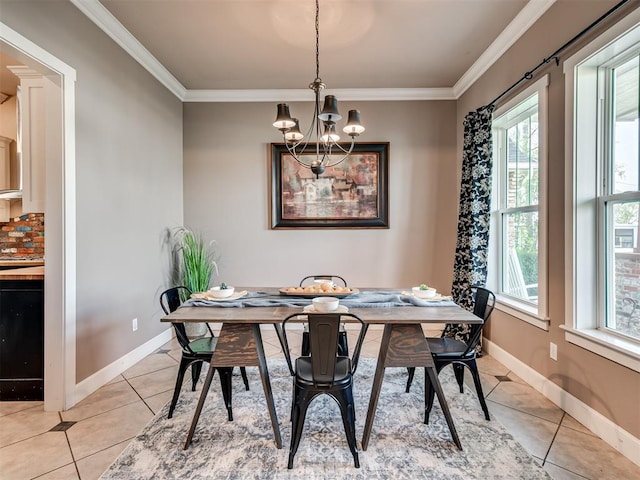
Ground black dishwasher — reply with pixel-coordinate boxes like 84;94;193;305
0;279;44;400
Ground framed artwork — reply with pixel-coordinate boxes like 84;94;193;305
270;142;389;229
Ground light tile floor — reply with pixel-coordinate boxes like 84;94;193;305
1;326;639;479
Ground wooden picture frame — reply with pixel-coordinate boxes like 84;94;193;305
270;142;389;229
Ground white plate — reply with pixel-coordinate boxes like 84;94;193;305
191;290;247;301
303;304;349;313
402;291;452;302
420;294;452;302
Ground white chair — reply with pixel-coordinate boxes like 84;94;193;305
506;247;537;301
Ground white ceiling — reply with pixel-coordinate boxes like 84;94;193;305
68;0;556;101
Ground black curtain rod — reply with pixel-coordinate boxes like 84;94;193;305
486;0;633;108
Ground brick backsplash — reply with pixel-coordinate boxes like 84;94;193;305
0;213;44;259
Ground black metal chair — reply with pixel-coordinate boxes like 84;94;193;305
281;312;368;469
299;275;349;356
159;286;249;420
299;275;348;288
405;286;496;421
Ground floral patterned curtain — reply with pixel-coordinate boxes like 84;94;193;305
443;105;495;346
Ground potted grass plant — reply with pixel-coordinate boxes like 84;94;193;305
174;227;219;337
176;227;218;294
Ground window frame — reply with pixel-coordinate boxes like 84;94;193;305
489;75;549;330
564;9;640;373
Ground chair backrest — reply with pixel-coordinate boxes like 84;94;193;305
309;314;341;384
299;275;348;287
160;286;191;315
281;312;367;387
457;286;496;356
159;286;194;350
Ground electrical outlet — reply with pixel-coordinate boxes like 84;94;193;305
132;318;138;332
550;342;557;361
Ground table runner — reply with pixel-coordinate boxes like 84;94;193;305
184;290;456;308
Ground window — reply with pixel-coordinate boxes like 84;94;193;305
603;53;640;340
614;227;635;248
489;76;549;329
565;11;640;372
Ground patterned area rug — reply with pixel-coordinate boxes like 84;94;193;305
101;359;550;479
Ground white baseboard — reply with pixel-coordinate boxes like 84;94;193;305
484;339;640;467
69;328;174;409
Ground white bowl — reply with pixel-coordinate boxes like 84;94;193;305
312;296;339;312
209;286;235;298
412;286;437;299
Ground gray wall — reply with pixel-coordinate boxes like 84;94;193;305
0;1;184;381
458;0;640;439
183;100;459;290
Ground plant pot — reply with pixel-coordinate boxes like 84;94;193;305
184;322;208;338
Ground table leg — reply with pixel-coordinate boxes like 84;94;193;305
252;324;282;449
362;323;462;451
361;324;392;451
425;365;462;450
183;358;216;450
272;323;292;374
183;323;282;449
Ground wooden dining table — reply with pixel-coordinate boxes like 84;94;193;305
160;287;481;451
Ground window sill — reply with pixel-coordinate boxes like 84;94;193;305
560;326;640;373
495;294;549;331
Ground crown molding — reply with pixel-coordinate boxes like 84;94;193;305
72;0;554;103
453;0;556;98
183;87;456;103
69;0;186;100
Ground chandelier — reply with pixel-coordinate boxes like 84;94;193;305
272;0;365;177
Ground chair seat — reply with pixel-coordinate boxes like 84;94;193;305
295;357;352;386
427;337;475;358
186;336;218;355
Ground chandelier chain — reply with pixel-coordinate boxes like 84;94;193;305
315;0;320;80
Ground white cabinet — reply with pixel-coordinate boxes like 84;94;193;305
0;137;11;221
0;136;12;191
7;66;45;214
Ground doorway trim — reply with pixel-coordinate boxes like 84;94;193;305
1;22;76;411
